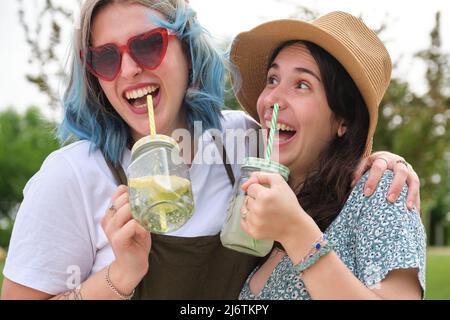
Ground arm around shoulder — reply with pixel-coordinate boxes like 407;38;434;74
354;171;426;298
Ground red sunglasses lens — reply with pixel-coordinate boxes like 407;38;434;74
84;29;169;80
130;30;166;69
86;44;120;80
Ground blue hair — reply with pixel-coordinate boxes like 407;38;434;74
58;55;130;166
153;2;225;132
58;0;225;166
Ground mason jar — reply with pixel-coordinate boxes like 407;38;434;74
220;157;289;257
128;134;194;234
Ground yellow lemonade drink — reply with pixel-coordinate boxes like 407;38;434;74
129;175;194;234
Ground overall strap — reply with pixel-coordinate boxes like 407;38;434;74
103;153;128;185
212;135;235;186
102;143;258;300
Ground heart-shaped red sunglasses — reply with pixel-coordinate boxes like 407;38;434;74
81;27;177;81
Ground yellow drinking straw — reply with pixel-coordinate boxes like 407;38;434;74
147;95;156;136
147;94;167;230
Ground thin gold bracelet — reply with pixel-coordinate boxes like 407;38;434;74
104;264;135;300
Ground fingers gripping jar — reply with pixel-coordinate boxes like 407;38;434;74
220;157;289;256
128;135;194;234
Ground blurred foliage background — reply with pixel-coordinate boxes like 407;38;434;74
0;0;449;298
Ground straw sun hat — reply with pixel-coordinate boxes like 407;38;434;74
230;11;392;156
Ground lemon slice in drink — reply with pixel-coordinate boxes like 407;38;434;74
129;175;192;233
129;175;191;198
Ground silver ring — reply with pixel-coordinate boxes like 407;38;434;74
109;203;117;215
241;197;249;220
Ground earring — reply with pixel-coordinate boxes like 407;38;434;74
336;129;346;138
337;124;347;137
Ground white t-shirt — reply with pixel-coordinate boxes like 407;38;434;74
3;110;260;295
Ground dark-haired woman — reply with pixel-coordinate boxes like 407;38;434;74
231;12;425;300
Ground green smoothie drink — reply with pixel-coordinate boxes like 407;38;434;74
220;157;289;256
221;193;273;256
221;103;289;256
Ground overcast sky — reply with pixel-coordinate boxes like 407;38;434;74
0;0;449;118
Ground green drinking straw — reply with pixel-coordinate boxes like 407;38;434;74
249;103;280;250
265;103;279;160
251;103;279;250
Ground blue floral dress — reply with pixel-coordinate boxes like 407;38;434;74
239;171;426;300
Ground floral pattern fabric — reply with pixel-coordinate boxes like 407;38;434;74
239;171;426;300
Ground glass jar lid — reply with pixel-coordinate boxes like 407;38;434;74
242;157;290;181
131;134;179;162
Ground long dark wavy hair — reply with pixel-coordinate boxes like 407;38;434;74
272;40;370;232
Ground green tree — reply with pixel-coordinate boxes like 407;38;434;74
374;12;450;244
224;72;242;111
416;12;450;245
0;107;59;221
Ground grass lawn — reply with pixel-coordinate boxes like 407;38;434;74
0;248;449;299
0;260;4;293
426;247;450;300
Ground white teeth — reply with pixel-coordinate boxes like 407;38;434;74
125;85;159;101
265;120;295;131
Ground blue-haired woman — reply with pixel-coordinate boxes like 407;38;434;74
2;0;420;300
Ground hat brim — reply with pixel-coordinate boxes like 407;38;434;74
230;19;378;156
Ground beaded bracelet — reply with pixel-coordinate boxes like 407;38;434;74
292;235;334;276
302;234;328;260
105;264;135;300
